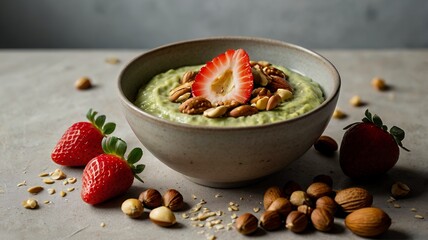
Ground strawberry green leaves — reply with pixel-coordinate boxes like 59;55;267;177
87;108;116;135
345;109;409;152
102;136;145;183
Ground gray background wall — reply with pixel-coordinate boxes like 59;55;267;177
1;0;427;49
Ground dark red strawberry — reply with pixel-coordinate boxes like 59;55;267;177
81;136;144;205
192;49;253;104
51;109;115;167
339;109;409;179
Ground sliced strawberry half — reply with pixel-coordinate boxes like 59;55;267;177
192;49;253;104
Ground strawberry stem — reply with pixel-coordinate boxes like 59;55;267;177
344;109;410;152
86;109;116;135
102;136;145;182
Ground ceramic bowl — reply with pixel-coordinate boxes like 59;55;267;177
118;37;340;188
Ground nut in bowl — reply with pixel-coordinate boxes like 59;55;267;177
118;37;340;187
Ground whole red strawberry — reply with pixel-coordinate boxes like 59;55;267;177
51;109;116;166
340;109;409;179
81;136;144;205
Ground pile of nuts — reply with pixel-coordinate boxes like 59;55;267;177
121;188;184;227
169;61;294;118
235;175;392;238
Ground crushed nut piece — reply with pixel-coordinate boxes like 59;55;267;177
253;207;260;213
197;212;216;221
48;188;56;195
38;172;49;177
372;77;387;91
17;180;27;187
214;224;224;230
214;193;222;198
51;169;67;180
332;109;347;119
411;208;417;212
181;213;190;219
22;198;38;209
63;180;68;185
27;186;44;194
415;214;424;219
393;203;401;208
239;197;244;200
67;187;75;192
100;222;106;227
42;178;55;184
228;205;239;211
350;95;363;106
60;191;67;197
75;77;92;90
67;177;77;184
44;200;51;204
192;194;197;200
105;57;120;65
205;234;216;240
231;213;238;219
216;210;223;216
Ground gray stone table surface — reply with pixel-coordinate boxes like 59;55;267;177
0;49;427;239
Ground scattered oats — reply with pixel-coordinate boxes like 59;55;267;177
228;205;239;211
48;188;56;195
67;177;77;184
214;224;224;230
42;178;55;184
181;213;190;219
100;222;106;227
393;203;401;208
38;172;49;177
51;169;67;180
197;212;216;221
216;210;223;216
17;180;27;187
411;208;417;212
205;234;216;240
60;191;67;197
415;214;424;219
192;194;197;200
27;186;44;194
105;57;120;65
205;222;213;228
231;213;238;219
214;193;222;198
44;200;51;204
63;180;69;185
253;207;260;213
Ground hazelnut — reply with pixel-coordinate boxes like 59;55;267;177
121;198;144;218
75;77;92;90
297;205;314;217
289;190;311;207
371;77;387;91
260;210;282;231
149;206;177;227
139;188;162;209
263;186;284;209
163;189;184;211
235;213;259;235
283;180;302;198
311;208;334;232
285;211;308;233
267;197;292;218
332;108;347;119
391;182;410;198
316;196;337;215
306;182;332;199
312;174;333;187
314;136;338;156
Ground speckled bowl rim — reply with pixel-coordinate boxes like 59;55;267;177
118;36;341;131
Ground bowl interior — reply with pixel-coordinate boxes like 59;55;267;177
119;37;340;118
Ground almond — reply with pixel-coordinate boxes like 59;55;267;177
229;105;258;118
311;208;334;232
306;182;332;199
345;207;391;237
334;187;373;213
267;75;292;92
263;186;284;210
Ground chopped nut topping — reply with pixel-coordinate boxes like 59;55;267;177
42;178;55;184
48;188;56;195
27;186;43;194
22;198;38;209
332;109;347;119
181;213;190;219
38;172;49;177
67;187;75;192
349;95;363;107
17;181;27;187
100;222;106;227
67;177;77;184
253;207;260;213
51;169;67;180
60;191;67;197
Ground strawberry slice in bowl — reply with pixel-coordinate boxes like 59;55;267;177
192;49;254;105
